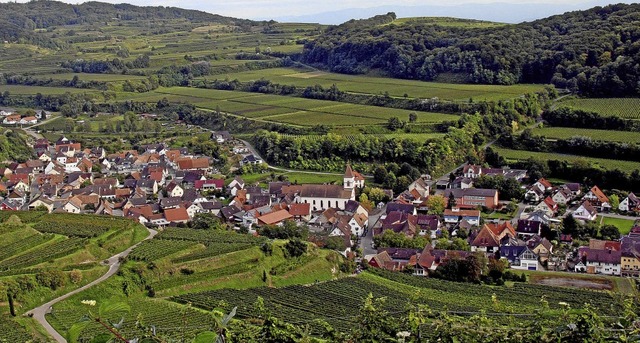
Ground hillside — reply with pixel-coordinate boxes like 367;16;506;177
0;0;254;48
301;5;640;96
0;130;34;163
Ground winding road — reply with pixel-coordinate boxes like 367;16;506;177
25;228;158;343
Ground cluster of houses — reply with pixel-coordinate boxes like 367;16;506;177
573;227;640;276
1;109;45;125
0;137;222;225
365;164;640;278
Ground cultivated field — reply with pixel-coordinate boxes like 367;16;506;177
532;127;640;143
493;147;640;171
154;87;459;127
558;98;640;119
206;67;547;100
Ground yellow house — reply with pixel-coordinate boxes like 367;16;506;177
620;235;640;277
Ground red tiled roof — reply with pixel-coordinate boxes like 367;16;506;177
258;209;293;225
164;207;190;222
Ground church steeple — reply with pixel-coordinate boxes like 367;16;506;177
344;164;355;189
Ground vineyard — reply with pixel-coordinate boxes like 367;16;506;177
129;239;197;261
0;237;86;270
47;298;218;342
198;67;545;101
171;270;622;334
0;318;34;343
32;213;135;238
533;127;640;143
154;87;459;127
156;227;266;245
493;147;640;171
171;243;255;263
558;98;640;119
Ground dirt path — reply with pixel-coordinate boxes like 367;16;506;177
25;228;158;343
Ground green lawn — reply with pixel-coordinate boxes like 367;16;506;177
597;215;636;235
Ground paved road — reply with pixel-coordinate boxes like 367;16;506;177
360;205;387;256
21;115;61;140
598;212;639;221
25;228;158;343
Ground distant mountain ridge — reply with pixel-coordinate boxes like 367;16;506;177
268;1;635;24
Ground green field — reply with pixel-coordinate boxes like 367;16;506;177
154;87;459;127
494;147;640;171
597;215;636;235
558;98;640;119
0;84;101;96
35;73;149;81
533;127;640;143
204;67;546;100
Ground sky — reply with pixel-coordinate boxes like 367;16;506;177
0;0;634;20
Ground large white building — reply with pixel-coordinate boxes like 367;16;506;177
294;165;362;211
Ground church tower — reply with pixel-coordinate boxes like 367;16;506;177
344;164;355;190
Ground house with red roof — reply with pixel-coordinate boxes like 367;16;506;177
583;186;611;211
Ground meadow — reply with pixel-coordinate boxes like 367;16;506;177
532;127;640;143
493;147;640;171
557;98;640;119
204;67;547;100
597;216;636;235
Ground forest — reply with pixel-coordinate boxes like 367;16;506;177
301;5;640;96
0;0;254;48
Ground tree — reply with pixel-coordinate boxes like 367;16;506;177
348;294;397;342
599;225;620;241
408;112;417;123
191;213;223;230
609;194;620;210
562;214;579;235
447;192;457;209
69;269;83;284
426;195;446;214
386;117;403;131
35;270;66;290
283;239;307;258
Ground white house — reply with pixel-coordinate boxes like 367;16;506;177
500;245;540;271
19;116;37;125
581;248;621;276
166;182;184;198
619;193;639;212
552;188;572;205
573;201;597;221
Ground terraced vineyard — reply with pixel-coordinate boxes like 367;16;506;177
0;237;86;270
129;239;197;262
171;270;621;334
533;127;640;143
32;213;136;238
558;98;640;119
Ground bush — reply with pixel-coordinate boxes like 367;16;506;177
35;270;66;290
283;239;307;258
68;269;83;284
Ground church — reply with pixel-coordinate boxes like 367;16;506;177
296;165;365;211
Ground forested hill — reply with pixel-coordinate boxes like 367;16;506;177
0;0;252;48
301;5;640;97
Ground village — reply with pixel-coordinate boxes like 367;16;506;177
1;109;639;284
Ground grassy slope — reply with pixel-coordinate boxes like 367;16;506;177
494;147;640;171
